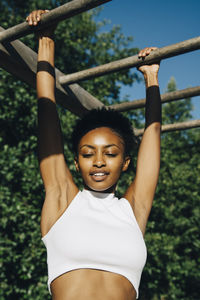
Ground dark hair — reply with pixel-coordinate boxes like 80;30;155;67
71;107;137;156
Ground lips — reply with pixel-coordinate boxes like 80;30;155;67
93;172;106;176
90;170;109;181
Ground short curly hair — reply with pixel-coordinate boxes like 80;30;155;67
71;107;137;156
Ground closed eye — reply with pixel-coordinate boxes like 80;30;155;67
82;153;93;158
105;153;117;157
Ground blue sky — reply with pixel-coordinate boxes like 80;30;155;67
98;0;200;119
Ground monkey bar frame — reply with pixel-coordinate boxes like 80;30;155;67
0;0;199;133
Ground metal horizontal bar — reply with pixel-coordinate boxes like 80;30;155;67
134;120;200;137
0;0;111;43
59;36;200;84
109;86;200;112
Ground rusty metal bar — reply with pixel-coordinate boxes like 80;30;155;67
59;36;200;85
0;0;111;43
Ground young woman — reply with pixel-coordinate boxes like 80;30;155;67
27;10;161;300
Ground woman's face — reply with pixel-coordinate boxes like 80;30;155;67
75;127;130;193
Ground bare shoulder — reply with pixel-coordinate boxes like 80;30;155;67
123;183;149;236
41;180;79;237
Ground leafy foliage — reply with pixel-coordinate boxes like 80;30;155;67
0;1;199;299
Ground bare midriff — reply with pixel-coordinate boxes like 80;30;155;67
51;268;136;300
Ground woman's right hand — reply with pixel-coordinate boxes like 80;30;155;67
26;10;56;38
26;9;49;26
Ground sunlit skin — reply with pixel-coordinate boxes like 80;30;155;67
75;127;130;193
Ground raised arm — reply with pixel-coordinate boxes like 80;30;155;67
124;47;161;235
26;10;78;235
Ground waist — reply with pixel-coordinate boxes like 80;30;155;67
51;268;136;300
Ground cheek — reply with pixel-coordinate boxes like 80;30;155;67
78;157;92;172
108;157;125;172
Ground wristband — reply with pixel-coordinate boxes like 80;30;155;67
37;61;55;78
145;85;162;129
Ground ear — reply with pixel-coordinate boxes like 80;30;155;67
74;157;80;172
122;156;131;172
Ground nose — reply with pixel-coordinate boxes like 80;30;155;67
93;152;106;167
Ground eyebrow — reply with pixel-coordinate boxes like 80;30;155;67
79;144;121;150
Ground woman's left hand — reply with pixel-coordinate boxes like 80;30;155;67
138;47;160;74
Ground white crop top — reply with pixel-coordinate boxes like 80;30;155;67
42;189;147;298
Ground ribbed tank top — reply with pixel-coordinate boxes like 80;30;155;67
42;189;147;298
